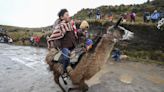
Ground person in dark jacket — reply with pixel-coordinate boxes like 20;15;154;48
96;9;101;20
151;10;160;23
112;48;121;62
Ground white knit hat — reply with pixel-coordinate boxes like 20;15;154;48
80;20;89;29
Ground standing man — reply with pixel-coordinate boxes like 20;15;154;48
108;12;113;22
96;9;101;20
130;12;136;23
151;10;160;23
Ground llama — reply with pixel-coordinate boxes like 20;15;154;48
45;19;134;92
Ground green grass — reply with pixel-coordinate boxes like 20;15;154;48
129;57;164;65
7;31;44;41
123;50;164;61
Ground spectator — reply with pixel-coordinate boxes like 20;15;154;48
112;48;121;62
35;36;40;46
21;38;25;45
108;12;113;22
130;12;136;23
8;37;13;44
96;9;101;20
151;10;160;23
123;13;128;22
88;10;93;19
30;36;34;45
143;12;150;23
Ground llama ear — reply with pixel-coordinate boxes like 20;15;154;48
114;17;123;28
107;17;123;32
107;26;114;32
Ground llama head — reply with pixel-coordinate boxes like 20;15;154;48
107;18;134;42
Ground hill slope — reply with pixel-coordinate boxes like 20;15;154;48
74;0;164;20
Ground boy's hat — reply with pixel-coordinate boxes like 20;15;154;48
80;20;89;29
154;10;157;13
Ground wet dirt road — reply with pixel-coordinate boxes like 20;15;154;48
0;43;164;92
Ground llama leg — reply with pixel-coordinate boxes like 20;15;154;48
48;64;53;71
68;86;80;92
80;82;89;92
61;76;68;85
68;81;88;92
54;73;66;92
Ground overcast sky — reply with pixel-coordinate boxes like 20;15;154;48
0;0;147;27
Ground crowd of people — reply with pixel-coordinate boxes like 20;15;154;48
87;8;163;24
29;36;41;46
0;29;13;44
87;8;137;23
0;35;13;44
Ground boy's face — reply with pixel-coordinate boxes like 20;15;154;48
60;12;70;22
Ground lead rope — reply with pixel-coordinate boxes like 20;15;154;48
56;47;72;59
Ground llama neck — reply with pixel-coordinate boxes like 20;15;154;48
68;36;115;83
92;37;115;66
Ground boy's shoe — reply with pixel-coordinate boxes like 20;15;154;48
63;77;68;81
62;73;68;81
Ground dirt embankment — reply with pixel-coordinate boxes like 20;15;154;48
118;23;164;62
83;22;164;63
1;22;164;62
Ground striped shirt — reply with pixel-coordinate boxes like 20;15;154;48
48;22;74;41
47;21;74;48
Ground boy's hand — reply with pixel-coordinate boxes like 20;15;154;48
82;47;87;52
86;45;92;51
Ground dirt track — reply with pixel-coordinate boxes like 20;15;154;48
87;61;164;92
0;44;164;92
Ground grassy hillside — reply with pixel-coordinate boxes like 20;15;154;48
0;25;53;41
74;0;164;21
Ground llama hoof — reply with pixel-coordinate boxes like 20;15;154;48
82;84;89;92
82;87;89;92
63;80;67;85
68;88;73;92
